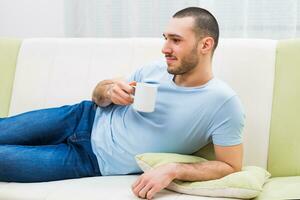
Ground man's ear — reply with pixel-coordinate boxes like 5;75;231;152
199;37;214;55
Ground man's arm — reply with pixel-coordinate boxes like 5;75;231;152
92;78;136;107
132;144;243;199
174;144;243;181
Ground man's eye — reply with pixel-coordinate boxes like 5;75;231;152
173;39;180;43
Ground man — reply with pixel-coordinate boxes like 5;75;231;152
0;7;244;200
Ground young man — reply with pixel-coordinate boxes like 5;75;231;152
0;7;244;200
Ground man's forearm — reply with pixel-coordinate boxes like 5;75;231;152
92;80;114;107
173;160;237;181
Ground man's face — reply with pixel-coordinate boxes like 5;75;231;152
162;17;200;75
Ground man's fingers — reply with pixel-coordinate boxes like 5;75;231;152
146;186;159;200
129;81;136;95
117;88;133;102
132;181;146;197
111;87;133;104
139;184;153;199
132;177;141;189
116;81;135;94
112;95;128;105
109;80;136;105
129;81;136;86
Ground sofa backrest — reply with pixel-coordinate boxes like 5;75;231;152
9;38;164;112
0;38;21;117
267;39;300;177
7;38;277;170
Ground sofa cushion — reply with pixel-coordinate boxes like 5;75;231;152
268;39;300;176
136;153;270;199
0;38;21;117
254;176;300;200
0;176;238;200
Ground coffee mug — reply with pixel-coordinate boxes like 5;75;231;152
132;82;158;112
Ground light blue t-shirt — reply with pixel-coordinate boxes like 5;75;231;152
91;60;245;176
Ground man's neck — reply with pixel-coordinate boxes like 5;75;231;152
174;62;213;87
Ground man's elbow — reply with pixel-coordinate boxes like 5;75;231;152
222;161;242;174
232;165;242;172
228;162;242;173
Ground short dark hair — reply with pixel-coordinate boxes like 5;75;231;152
173;7;219;51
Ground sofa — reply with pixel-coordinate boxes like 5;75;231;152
0;37;299;200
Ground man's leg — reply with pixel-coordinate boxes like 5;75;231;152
0;101;101;182
0;101;95;145
0;141;100;182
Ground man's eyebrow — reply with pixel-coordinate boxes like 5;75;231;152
163;33;183;39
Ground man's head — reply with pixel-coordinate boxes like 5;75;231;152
173;7;219;51
162;7;219;75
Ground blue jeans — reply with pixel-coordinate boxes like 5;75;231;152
0;101;101;182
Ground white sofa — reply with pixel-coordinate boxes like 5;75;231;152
1;38;299;200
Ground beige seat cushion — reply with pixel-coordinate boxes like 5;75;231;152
254;176;300;200
0;176;237;200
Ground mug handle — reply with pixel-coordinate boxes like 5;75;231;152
130;85;136;99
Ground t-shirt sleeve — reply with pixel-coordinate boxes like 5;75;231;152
209;95;245;146
126;67;143;83
126;60;164;83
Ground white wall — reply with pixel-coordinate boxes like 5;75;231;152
0;0;65;37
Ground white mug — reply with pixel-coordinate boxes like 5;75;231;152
132;82;158;112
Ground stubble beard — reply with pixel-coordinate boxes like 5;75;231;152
167;46;199;75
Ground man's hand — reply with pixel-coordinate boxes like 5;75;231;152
131;144;243;199
92;78;136;107
109;80;136;105
131;163;178;199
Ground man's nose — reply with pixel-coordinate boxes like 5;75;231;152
161;42;172;55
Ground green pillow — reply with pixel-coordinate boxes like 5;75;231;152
135;153;271;199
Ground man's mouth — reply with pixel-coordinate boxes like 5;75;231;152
165;55;177;63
